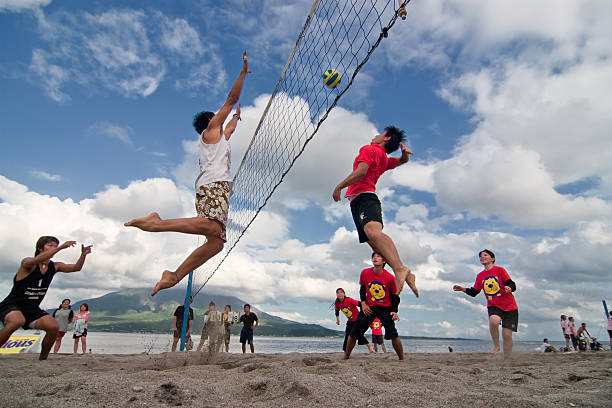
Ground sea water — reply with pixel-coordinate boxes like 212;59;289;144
13;330;564;355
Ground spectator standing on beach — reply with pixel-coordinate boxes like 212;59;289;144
73;303;90;354
370;318;386;353
334;288;373;353
222;305;233;352
52;299;73;353
239;304;258;354
453;249;519;358
197;301;222;352
172;300;194;352
568;316;578;351
343;252;404;361
540;338;557;352
560;315;570;351
607;314;612;349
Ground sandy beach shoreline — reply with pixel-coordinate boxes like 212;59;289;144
1;351;611;407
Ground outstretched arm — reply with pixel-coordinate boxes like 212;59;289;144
332;162;369;201
55;244;92;273
21;240;77;270
453;285;480;297
205;52;250;138
223;104;241;140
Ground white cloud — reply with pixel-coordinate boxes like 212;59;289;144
86;121;134;145
0;0;50;12
29;170;62;182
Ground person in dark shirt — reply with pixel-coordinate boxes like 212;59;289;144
238;303;258;353
172;297;194;352
0;236;92;360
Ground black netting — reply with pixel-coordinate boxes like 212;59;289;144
193;0;411;297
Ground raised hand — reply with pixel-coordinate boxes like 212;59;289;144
59;240;77;250
242;51;251;73
81;244;93;256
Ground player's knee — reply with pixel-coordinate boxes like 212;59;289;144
363;222;382;238
5;312;26;328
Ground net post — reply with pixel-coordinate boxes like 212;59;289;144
179;271;194;351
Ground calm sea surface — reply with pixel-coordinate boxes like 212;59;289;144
13;330;563;355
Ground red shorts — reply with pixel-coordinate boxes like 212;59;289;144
56;331;67;339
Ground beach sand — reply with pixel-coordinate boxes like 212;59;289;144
1;350;611;407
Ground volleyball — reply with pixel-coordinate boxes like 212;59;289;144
322;69;341;88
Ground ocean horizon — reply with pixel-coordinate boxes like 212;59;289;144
12;330;566;355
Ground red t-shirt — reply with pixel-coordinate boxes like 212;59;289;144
360;267;397;307
335;297;360;322
345;143;399;197
472;266;518;311
370;318;383;335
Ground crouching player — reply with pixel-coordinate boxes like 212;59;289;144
343;252;404;360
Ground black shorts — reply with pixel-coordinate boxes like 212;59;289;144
371;334;384;345
488;307;518;332
73;328;88;339
350;306;398;340
608;329;612;338
0;302;48;330
350;193;384;243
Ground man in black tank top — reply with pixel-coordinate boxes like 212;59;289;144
0;236;92;360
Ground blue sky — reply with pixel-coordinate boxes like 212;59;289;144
1;0;612;343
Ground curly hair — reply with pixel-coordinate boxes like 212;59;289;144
193;111;215;135
383;125;406;153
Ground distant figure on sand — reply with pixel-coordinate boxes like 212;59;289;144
540;338;557;352
560;315;570;351
568;316;578;351
172;300;194;352
343;252;404;360
222;305;233;352
334;288;373;353
332;126;418;298
73;303;90;354
0;236;92;360
239;304;258;354
124;51;250;296
197;301;223;352
370;318;386;353
607;314;612;348
453;249;519;358
53;298;73;353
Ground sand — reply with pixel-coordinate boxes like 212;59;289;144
1;350;611;407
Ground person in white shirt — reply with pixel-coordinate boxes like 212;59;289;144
540;338;557;352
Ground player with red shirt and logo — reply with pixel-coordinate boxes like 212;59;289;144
343;252;404;360
370;318;386;353
334;288;373;353
453;249;519;358
332;126;418;298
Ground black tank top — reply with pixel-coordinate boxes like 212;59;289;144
1;261;57;308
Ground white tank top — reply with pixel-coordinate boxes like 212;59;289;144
195;134;232;190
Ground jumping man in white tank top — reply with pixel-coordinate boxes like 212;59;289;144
125;52;250;296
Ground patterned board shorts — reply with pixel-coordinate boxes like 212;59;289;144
195;181;232;242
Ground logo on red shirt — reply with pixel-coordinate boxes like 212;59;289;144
368;281;387;303
483;276;502;300
340;307;353;319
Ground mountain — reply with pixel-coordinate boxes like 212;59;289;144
48;288;340;337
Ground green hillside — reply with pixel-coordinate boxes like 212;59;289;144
50;288;340;337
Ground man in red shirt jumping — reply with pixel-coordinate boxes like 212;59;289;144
333;126;418;297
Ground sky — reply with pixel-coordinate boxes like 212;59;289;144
1;0;611;342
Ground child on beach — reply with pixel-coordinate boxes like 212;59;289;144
0;236;92;360
222;305;233;352
334;288;373;353
197;301;223;352
453;249;519;358
53;298;73;353
73;303;90;354
560;315;570;351
343;252;404;360
370;318;386;353
332;126;418;297
124;52;250;297
568;316;578;351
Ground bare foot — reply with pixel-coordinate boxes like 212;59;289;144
490;347;500;355
124;212;161;231
395;267;419;297
151;270;180;296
